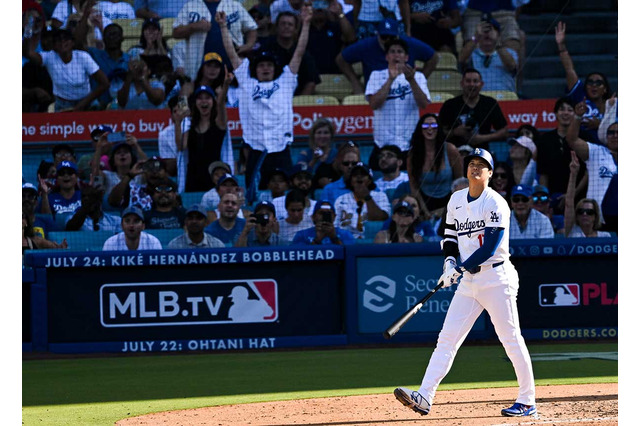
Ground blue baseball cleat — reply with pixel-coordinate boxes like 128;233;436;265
501;402;538;417
393;387;431;415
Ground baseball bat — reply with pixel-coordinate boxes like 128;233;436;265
382;281;445;339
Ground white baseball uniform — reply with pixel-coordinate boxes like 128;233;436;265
417;186;536;406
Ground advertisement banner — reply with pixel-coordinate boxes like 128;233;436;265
356;257;485;334
22;99;556;143
512;256;618;329
45;260;342;344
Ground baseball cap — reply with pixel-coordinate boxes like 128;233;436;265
350;162;373;178
142;17;161;30
393;200;414;215
379;145;402;158
480;13;501;32
22;182;38;194
121;205;144;220
507;136;537;157
511;184;532;198
267;168;289;182
194;85;216;98
208;161;231;177
217;173;239;189
532;185;549;196
91;124;113;139
111;141;132;154
377;18;399;36
186;204;207;218
313;200;335;214
254;200;276;215
56;160;78;173
288;164;313;180
458;145;474;156
203;52;223;64
254;49;277;65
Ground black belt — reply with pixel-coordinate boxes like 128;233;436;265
467;261;504;274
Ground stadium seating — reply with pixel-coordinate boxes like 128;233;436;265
435;52;459;71
316;74;353;101
482;91;519;101
352;62;363;76
179;192;206;208
341;94;368;105
292;95;340;106
49;230;115;251
427;70;462;96
147;228;185;247
112;19;144;39
159;18;175;38
121;39;138;52
429;92;455;103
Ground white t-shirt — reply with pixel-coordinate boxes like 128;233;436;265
278;217;314;244
201;189;221;211
334;191;391;239
586;143;617;208
98;1;136;19
374;172;409;193
102;231;163;251
157;118;191;192
446;187;511;264
40;50;100;100
358;0;401;22
272;195;316;221
365;69;430;151
509;209;555;240
235;58;297;152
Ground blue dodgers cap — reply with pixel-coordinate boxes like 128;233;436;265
393;200;414;215
194;85;216;98
532;184;549;195
186;204;207;218
254;200;276;215
378;18;399;36
511;184;533;198
22;182;38;193
56;160;78;173
217;173;239;189
121;205;144;220
91;124;113;139
313;200;335;214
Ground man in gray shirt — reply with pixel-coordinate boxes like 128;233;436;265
167;204;225;249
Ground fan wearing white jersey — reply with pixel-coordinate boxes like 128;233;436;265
394;148;537;418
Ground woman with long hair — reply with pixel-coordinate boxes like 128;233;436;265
180;52;228;102
489;161;516;206
180;68;233;192
407;113;463;214
296;118;339;173
128;18;169;58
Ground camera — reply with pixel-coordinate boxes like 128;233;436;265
177;95;190;115
251;213;270;226
107;131;126;143
142;159;163;173
320;211;333;223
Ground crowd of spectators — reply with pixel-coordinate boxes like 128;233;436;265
22;1;617;254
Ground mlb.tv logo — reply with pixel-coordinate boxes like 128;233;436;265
539;284;580;307
100;279;278;327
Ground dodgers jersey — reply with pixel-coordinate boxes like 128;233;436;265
445;187;510;265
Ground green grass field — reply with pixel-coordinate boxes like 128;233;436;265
22;342;618;425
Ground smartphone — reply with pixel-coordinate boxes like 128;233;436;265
107;131;126;143
177;95;190;115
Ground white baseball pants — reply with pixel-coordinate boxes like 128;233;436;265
418;262;536;406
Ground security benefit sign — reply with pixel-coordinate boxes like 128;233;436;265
101;280;278;327
356;257;485;334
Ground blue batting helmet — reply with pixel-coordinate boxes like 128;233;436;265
463;148;494;171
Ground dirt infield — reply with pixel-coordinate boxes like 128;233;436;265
118;383;617;425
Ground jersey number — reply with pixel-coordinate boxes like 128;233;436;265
478;234;483;247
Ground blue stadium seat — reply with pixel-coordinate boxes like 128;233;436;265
146;228;185;247
48;230;115;251
364;220;385;240
179;191;206;208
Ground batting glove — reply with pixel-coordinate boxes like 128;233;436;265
443;256;457;274
440;266;462;288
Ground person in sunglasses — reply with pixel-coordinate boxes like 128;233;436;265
488;161;516;206
530;185;564;235
318;141;361;205
508;184;554;240
143;178;186;229
407;113;463;213
555;21;612;145
458;16;517;92
564;151;611;238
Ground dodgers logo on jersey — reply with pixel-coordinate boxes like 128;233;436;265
455;218;485;237
490;211;499;222
188;12;202;23
387;84;412;101
252;82;280;100
599;166;616;179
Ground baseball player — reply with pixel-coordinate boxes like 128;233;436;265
394;148;537;417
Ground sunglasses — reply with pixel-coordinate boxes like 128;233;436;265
585;79;605;87
421;123;438;129
532;195;549;203
342;161;359;167
493;172;507;179
154;185;175;193
607;130;618;136
395;210;413;217
55;152;73;159
512;196;529;203
57;169;76;177
577;208;596;216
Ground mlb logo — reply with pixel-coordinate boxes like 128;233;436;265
539;284;580;307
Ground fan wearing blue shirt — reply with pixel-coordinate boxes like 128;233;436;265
292;200;355;245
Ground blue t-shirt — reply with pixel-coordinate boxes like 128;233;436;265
291;226;356;245
88;47;130;105
47;191;82;216
341;35;435;84
204;218;246;244
566;79;606;144
319;177;349;206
